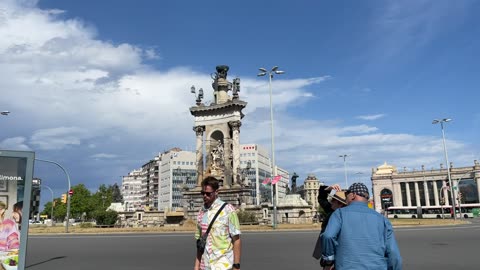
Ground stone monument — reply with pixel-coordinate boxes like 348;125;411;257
184;65;253;216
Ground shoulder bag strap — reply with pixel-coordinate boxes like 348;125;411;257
204;202;228;236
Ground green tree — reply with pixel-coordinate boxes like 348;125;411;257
110;183;123;203
40;201;54;219
70;184;94;219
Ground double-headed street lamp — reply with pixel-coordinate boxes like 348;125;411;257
432;118;457;220
339;154;349;188
1;111;10;116
258;66;285;229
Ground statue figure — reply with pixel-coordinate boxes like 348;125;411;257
216;65;229;80
210;140;225;174
291;172;299;194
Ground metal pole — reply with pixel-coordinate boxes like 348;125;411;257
41;185;54;221
268;71;278;229
343;156;348;187
439;122;457;220
35;158;72;232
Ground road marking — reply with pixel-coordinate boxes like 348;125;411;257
396;225;480;232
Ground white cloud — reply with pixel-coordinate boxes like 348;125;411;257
91;153;118;159
0;1;476;191
0;137;31;151
30;127;94;150
356;114;386;121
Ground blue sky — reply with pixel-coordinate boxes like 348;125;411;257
0;0;479;207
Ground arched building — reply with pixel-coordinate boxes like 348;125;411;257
371;160;480;212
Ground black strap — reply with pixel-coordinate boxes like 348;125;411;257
203;202;228;237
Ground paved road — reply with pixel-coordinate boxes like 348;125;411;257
25;221;480;270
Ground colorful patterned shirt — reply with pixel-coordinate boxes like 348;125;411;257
195;198;241;270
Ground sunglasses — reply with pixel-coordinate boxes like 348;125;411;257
201;191;215;197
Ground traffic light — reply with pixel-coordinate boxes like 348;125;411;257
457;192;462;201
61;194;67;203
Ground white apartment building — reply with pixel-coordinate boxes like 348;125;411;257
122;169;144;211
158;149;196;211
239;144;290;205
276;166;290;202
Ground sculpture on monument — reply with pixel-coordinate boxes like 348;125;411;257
210;140;225;176
291;172;299;194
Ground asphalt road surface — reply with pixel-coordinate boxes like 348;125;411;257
25;220;480;270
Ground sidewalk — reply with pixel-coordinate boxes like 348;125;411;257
28;218;468;234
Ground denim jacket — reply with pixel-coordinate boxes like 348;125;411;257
321;202;402;270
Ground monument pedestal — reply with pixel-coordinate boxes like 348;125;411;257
183;186;253;220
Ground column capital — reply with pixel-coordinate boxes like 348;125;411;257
193;125;205;136
229;120;242;131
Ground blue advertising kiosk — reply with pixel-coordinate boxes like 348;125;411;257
0;150;35;270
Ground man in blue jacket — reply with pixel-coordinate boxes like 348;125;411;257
321;183;402;270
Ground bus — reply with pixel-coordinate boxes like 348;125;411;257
387;204;480;219
459;204;480;218
386;206;450;219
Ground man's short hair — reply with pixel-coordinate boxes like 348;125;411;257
347;182;370;199
201;176;220;191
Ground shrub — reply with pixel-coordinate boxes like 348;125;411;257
80;222;93;228
93;210;118;225
237;210;257;224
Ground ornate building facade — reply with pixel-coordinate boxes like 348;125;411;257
371;160;480;212
302;174;323;209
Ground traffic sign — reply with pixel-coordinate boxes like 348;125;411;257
68;189;74;195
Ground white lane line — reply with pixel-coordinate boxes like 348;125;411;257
395;225;480;232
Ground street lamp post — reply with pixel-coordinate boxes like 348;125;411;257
339;154;349;188
40;185;54;221
432;118;457;220
35;158;72;232
258;66;285;229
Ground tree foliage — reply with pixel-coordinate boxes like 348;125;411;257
40;182;123;223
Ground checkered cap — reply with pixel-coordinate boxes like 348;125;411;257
347;183;369;199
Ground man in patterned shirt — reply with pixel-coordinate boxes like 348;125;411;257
194;176;242;270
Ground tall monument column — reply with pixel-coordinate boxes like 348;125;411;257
229;120;242;186
193;126;205;187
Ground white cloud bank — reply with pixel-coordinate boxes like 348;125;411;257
0;1;476;188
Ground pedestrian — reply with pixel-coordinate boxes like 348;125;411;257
312;184;347;265
321;183;402;270
194;176;242;270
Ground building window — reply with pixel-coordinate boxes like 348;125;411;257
427;181;435;206
418;182;425;206
408;182;416;206
400;183;408;207
458;179;479;204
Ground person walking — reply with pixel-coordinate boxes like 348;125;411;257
313;184;347;266
194;176;242;270
321;183;402;270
